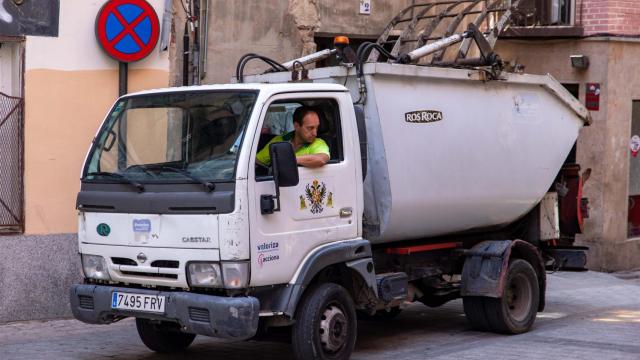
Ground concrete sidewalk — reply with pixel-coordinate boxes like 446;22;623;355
0;270;639;359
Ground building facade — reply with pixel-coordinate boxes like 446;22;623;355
0;0;169;323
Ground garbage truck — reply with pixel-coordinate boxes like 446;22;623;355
70;3;591;359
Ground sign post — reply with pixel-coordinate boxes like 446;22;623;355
95;0;160;96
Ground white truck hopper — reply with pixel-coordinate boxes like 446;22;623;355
244;63;590;243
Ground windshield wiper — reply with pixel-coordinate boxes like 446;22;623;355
84;172;145;193
159;166;216;192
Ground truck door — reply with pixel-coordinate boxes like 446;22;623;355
248;93;359;286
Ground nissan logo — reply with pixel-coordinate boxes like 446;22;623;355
137;253;147;264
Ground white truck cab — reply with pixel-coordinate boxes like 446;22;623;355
72;83;371;358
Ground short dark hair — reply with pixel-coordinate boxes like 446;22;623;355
292;106;318;126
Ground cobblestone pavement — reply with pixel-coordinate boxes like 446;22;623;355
1;271;639;360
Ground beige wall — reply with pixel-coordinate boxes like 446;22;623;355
24;69;168;234
23;0;170;234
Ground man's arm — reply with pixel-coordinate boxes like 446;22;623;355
297;138;330;168
296;153;329;168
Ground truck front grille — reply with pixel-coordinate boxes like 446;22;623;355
111;257;137;266
78;295;94;310
112;258;179;269
189;307;210;323
120;271;178;279
151;260;179;268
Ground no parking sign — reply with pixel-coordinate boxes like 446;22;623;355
95;0;160;63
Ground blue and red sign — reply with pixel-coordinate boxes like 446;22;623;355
96;0;160;63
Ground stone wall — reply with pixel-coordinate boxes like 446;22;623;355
172;0;413;85
0;234;81;323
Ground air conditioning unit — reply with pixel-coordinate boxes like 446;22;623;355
550;0;561;24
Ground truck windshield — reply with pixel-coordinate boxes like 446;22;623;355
83;91;257;184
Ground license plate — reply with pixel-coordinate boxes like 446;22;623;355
111;292;166;313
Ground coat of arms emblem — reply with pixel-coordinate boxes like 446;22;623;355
304;180;327;214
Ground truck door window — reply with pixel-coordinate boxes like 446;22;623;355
255;98;343;178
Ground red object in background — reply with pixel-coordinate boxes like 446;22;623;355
628;195;640;237
559;165;586;235
586;83;600;111
630;135;640;157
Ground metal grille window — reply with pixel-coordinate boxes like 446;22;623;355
0;92;24;233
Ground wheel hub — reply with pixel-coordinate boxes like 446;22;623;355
319;305;348;353
506;273;532;322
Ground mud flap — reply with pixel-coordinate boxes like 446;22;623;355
461;240;546;311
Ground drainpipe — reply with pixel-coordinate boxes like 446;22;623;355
199;0;208;81
191;0;200;85
183;22;190;86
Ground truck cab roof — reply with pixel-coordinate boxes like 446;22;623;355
124;82;349;99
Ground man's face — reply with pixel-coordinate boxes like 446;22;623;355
294;112;320;144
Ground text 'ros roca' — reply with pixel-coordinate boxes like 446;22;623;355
405;110;443;124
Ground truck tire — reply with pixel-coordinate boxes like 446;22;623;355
136;318;196;353
463;259;539;334
292;283;357;360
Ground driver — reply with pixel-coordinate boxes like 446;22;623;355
256;106;330;168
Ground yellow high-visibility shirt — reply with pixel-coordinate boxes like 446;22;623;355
256;131;330;165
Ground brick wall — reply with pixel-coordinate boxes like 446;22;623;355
577;0;640;36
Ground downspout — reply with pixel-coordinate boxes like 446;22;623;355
183;22;189;86
199;0;208;81
191;0;200;85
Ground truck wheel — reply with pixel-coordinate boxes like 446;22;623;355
136;318;196;353
463;259;539;334
292;283;357;360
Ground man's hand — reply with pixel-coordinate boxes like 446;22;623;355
296;154;329;168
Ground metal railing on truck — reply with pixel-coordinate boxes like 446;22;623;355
368;0;523;66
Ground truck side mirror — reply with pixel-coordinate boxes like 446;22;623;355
270;142;299;188
261;142;299;215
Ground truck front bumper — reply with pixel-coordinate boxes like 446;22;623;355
70;284;260;340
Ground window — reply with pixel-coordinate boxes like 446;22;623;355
505;0;583;37
255;98;343;178
561;84;579;164
512;0;574;26
629;101;640;238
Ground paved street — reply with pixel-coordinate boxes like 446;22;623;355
1;270;639;360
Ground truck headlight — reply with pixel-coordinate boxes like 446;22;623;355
187;262;222;287
81;254;111;281
222;262;249;289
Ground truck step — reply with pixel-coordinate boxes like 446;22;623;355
376;272;408;303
